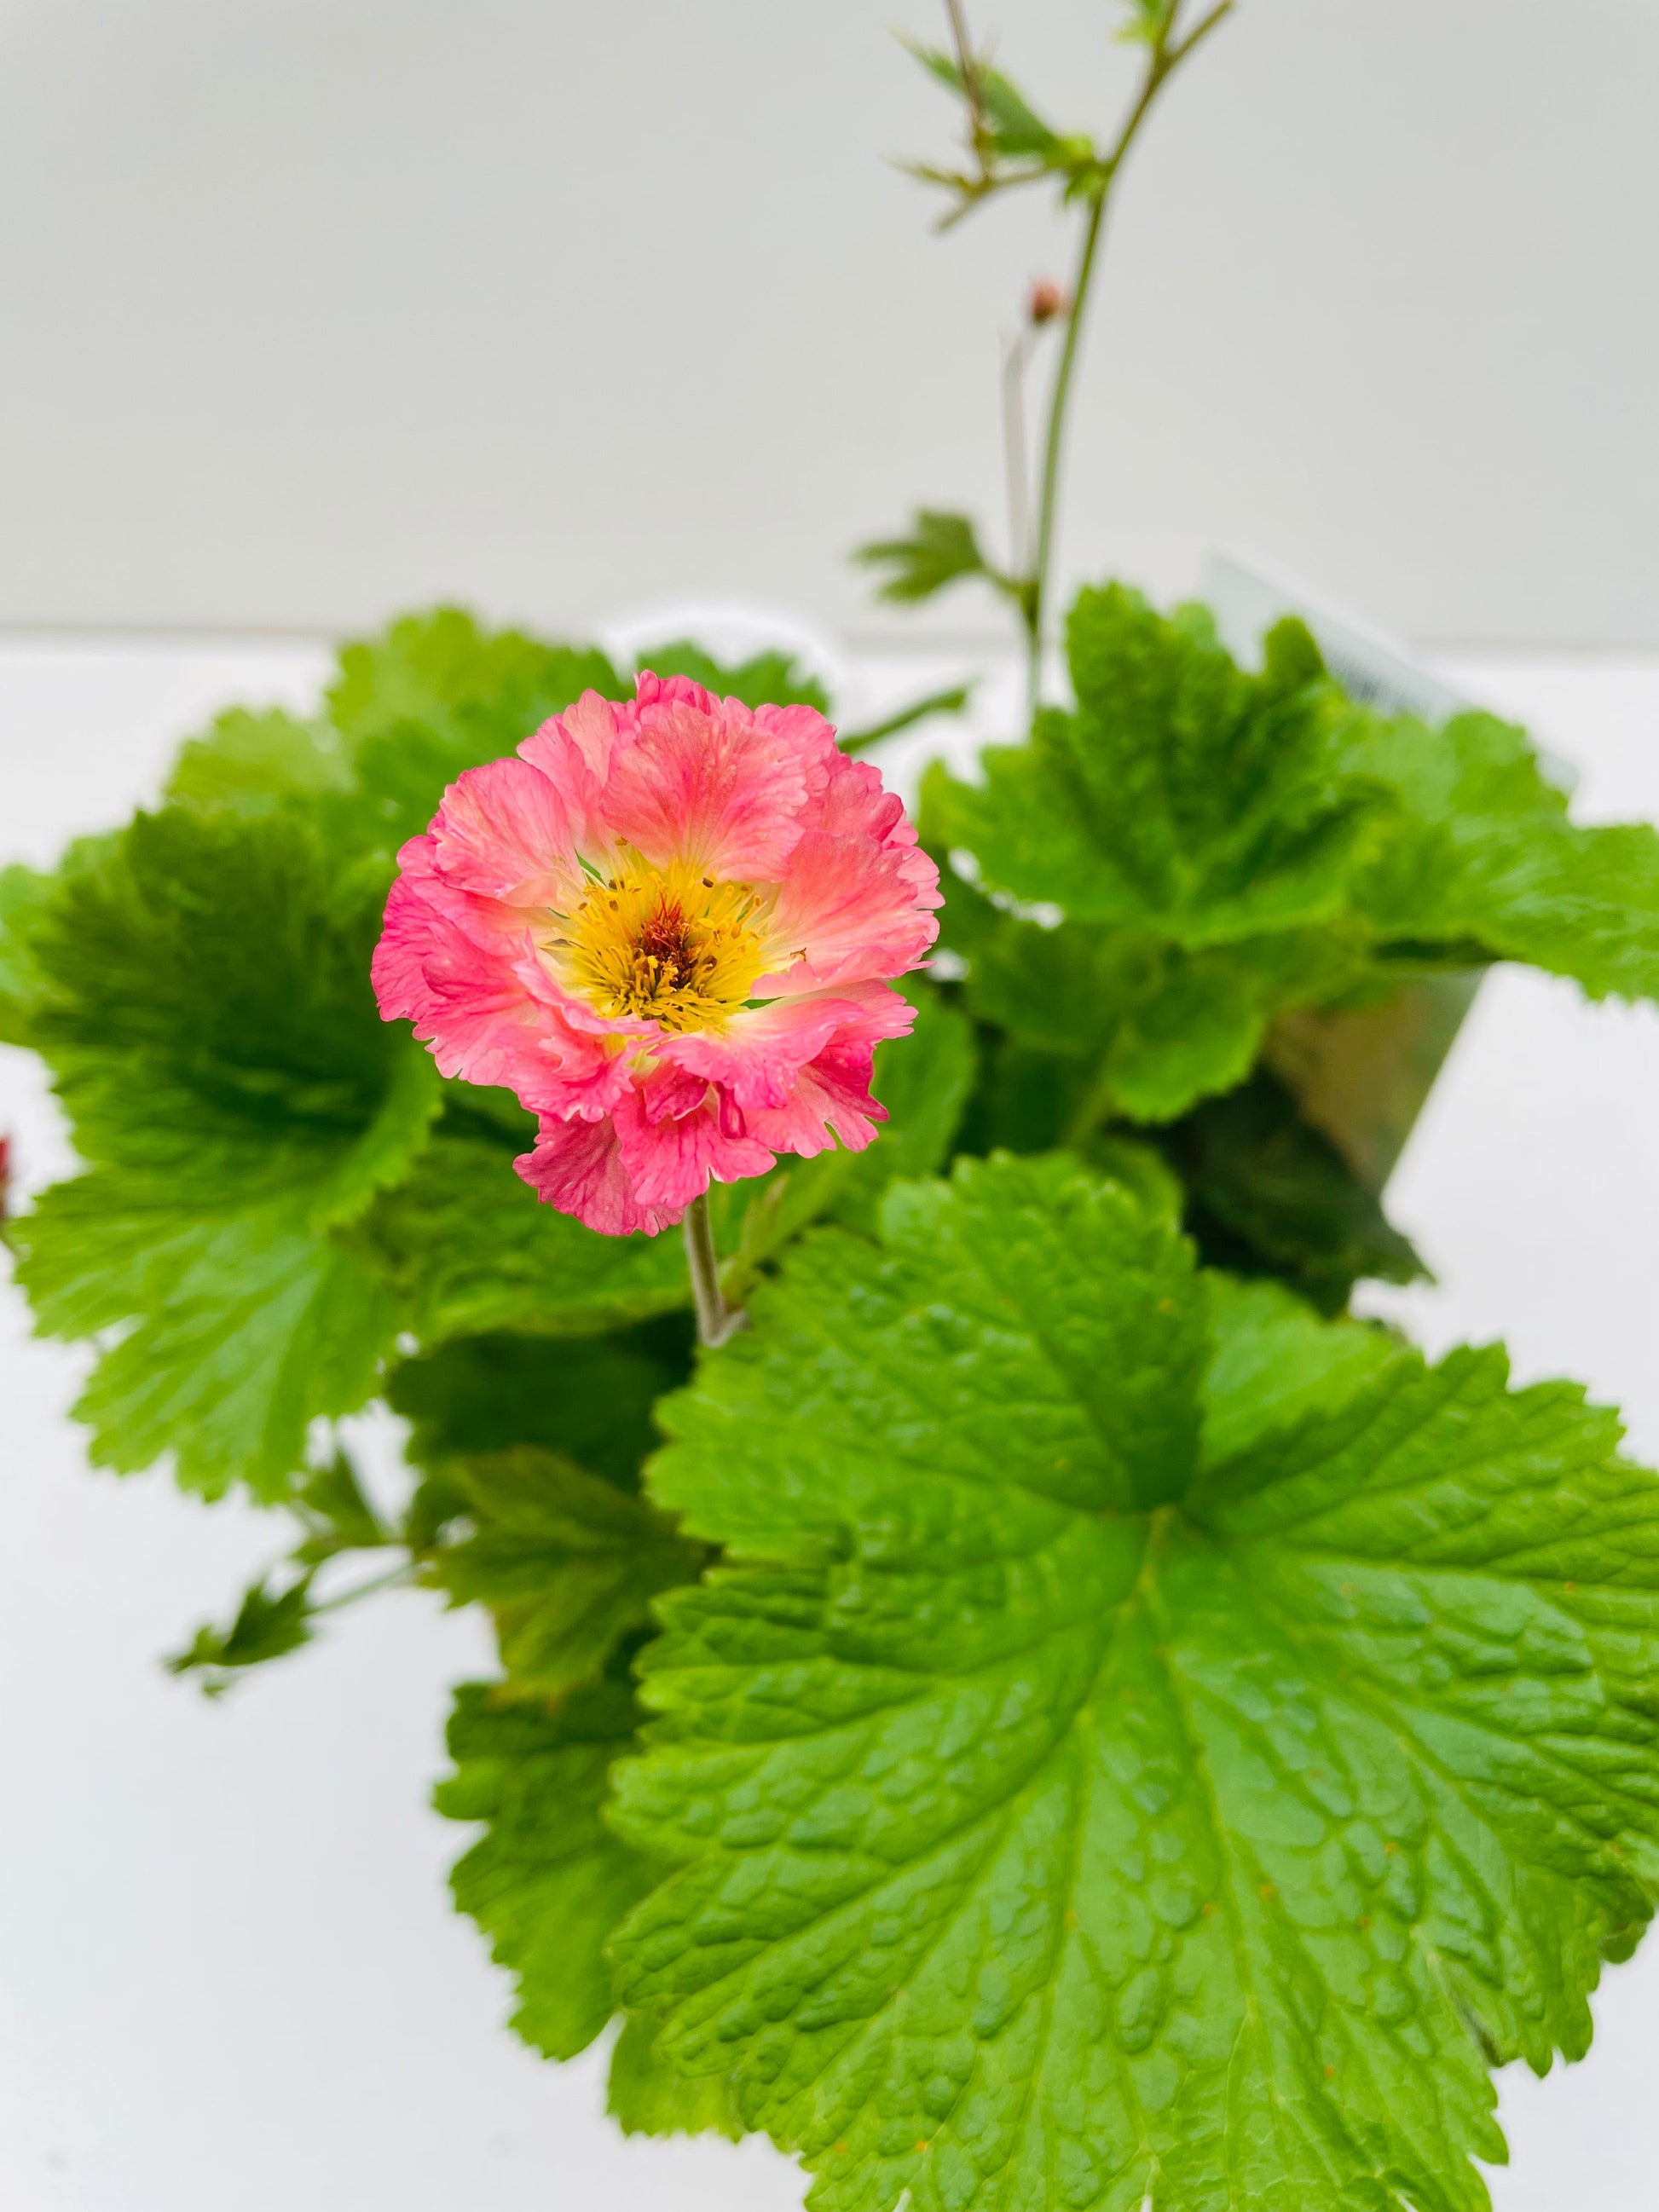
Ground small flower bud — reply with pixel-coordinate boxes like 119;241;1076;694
1027;278;1072;327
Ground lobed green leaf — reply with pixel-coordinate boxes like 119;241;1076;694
609;1155;1659;2212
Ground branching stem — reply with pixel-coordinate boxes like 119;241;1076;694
1016;0;1235;712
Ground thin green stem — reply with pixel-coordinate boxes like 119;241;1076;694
309;1562;415;1616
1026;188;1107;715
683;1190;745;1349
1020;0;1235;714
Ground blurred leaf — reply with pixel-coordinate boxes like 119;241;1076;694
329;609;621;858
431;1447;703;1701
1148;1067;1428;1314
853;510;992;606
387;1318;692;1492
1348;705;1659;1003
166;706;354;818
608;2012;742;2141
627;638;830;715
1117;0;1175;44
351;1136;691;1343
165;1573;316;1695
906;40;1071;160
292;1448;390;1566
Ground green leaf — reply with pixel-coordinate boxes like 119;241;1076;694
931;592;1374;942
165;1572;316;1695
16;1180;407;1498
291;1447;391;1565
329;608;621;858
627;638;830;716
352;1135;691;1343
610;1154;1659;2212
923;592;1384;1124
165;706;354;818
1116;0;1174;45
608;2012;743;2141
1199;1270;1405;1465
906;41;1073;162
435;1678;659;2062
387;1317;693;1490
431;1447;703;1701
9;806;439;1497
853;511;992;607
1350;706;1659;1002
1151;1066;1428;1314
0;863;52;1045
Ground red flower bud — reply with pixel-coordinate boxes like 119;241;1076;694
1027;278;1071;327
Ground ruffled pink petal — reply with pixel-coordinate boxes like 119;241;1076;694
599;678;838;879
658;983;915;1112
755;829;939;994
742;1036;892;1159
516;689;624;850
612;1081;774;1212
516;1112;678;1237
373;874;632;1118
427;754;582;905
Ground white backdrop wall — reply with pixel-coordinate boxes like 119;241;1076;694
2;0;1656;649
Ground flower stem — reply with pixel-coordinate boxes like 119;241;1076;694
683;1191;745;1349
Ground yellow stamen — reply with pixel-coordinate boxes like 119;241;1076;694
558;856;769;1033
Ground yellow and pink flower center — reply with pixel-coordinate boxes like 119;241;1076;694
562;857;770;1033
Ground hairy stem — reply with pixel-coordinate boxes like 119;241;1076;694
683;1191;745;1349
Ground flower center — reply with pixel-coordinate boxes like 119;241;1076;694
562;858;769;1033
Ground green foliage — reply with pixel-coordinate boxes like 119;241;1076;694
0;861;55;1042
290;1448;394;1563
1151;1066;1427;1314
853;510;995;607
165;1572;317;1695
1117;0;1176;44
7;806;440;1497
928;580;1659;1316
608;2011;743;2140
351;1135;694;1342
901;39;1101;205
326;607;621;858
612;1155;1659;2212
1346;703;1659;1002
430;1447;704;1701
388;1318;692;1489
166;705;354;818
909;40;1069;161
435;1678;660;2062
13;586;1659;2212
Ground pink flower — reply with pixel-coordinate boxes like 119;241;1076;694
372;673;941;1235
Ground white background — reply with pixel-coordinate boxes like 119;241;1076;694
2;640;1658;2210
3;0;1658;647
